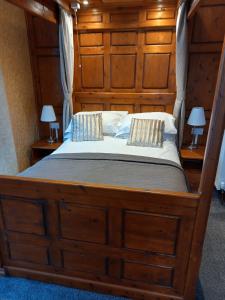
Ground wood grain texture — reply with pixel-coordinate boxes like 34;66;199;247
26;14;63;140
0;175;199;299
6;0;58;23
27;4;176;139
188;0;201;19
184;0;225;146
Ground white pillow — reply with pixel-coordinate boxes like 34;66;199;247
115;112;177;139
64;111;128;140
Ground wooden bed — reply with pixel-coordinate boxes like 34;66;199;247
0;40;224;299
0;0;225;299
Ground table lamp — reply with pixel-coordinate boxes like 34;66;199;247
187;107;206;150
41;105;56;144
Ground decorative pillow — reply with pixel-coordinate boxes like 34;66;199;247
116;112;176;139
64;111;128;140
71;113;104;142
127;118;165;148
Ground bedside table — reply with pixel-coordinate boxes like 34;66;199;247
31;140;62;165
180;146;205;193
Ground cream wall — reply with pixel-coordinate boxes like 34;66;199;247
0;0;38;174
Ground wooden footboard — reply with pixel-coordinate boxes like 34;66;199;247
0;176;200;300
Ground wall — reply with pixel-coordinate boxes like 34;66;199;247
74;5;176;114
26;2;177;139
184;0;225;146
0;0;38;174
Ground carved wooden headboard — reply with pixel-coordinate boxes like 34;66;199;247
73;92;175;113
25;2;177;139
73;4;176;114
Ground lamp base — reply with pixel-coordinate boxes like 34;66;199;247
188;133;199;150
47;138;54;144
188;144;198;150
48;123;54;144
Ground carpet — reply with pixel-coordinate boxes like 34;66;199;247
0;276;204;300
199;193;225;300
0;276;126;300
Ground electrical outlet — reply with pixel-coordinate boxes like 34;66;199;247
51;122;60;129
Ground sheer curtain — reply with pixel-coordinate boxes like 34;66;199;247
173;0;188;148
59;8;74;136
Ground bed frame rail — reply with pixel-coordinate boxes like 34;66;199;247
0;176;199;300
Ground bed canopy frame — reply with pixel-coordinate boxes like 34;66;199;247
0;0;224;299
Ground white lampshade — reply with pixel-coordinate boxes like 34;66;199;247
41;105;56;122
187;107;206;126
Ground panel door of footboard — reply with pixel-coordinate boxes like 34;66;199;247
0;177;199;300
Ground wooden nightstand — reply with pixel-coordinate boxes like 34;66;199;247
180;146;205;193
31;140;62;165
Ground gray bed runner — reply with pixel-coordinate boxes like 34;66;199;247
19;153;188;192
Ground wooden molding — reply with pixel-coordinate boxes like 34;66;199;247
6;0;58;23
53;0;71;13
188;0;201;19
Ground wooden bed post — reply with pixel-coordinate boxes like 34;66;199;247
185;37;225;299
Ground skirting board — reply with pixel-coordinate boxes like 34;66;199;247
4;266;183;300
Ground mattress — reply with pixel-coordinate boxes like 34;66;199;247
53;136;181;166
19;137;188;192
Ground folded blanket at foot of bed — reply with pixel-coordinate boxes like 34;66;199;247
19;153;188;192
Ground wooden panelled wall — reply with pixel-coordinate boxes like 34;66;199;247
26;0;225;145
26;15;63;139
26;3;177;139
73;5;176;114
184;0;225;145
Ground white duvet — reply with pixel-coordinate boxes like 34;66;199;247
53;136;181;166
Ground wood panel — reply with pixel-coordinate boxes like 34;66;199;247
38;56;62;106
60;203;107;244
78;13;103;23
73;5;176;115
33;17;58;47
9;243;49;265
192;5;225;43
1;198;46;236
62;250;107;275
143;53;170;88
111;32;137;46
80;33;103;47
26;14;63;140
111;54;136;89
81;55;104;88
75;7;176;94
123;261;173;287
185;0;225;146
73;93;175;115
146;7;175;20
123;210;178;255
145;30;173;45
0;175;199;298
110;12;139;23
27;4;176;139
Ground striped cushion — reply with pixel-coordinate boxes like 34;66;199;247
127;118;165;148
71;113;104;142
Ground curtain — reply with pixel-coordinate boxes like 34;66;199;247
173;0;188;148
59;8;74;136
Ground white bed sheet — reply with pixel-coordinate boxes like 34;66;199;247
53;136;181;166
